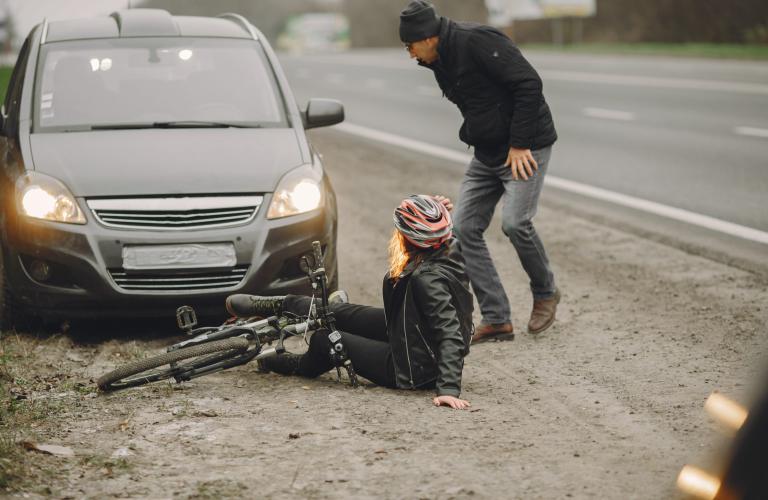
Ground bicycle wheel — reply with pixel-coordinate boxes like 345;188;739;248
97;337;249;391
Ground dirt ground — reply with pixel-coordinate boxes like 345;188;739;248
2;130;767;499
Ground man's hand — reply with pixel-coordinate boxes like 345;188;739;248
432;195;454;212
504;147;538;181
433;395;471;410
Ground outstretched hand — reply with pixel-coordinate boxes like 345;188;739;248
433;395;471;410
432;195;454;212
505;147;538;181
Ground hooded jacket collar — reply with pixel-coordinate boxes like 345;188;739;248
418;17;452;70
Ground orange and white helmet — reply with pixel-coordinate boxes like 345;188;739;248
393;194;452;249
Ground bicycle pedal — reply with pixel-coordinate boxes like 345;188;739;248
176;305;197;332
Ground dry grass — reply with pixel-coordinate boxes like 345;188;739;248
0;333;68;491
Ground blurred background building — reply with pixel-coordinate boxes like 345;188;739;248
0;0;766;55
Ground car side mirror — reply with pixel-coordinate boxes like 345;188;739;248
302;98;344;130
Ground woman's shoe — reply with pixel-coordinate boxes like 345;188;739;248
328;289;349;306
225;294;285;318
257;352;302;375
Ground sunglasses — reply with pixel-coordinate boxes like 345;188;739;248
404;42;413;51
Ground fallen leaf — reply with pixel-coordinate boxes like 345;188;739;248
288;433;300;439
193;410;218;418
301;386;310;390
21;441;75;457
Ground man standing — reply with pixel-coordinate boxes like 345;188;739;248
399;1;560;342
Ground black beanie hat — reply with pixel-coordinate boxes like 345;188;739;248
399;0;441;43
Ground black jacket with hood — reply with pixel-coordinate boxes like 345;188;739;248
381;240;474;397
422;18;558;166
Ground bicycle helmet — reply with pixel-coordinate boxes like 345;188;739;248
393;194;452;249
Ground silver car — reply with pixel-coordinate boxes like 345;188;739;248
0;9;343;328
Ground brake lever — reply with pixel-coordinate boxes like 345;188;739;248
265;317;287;354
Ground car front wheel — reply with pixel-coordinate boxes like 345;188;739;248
0;244;16;332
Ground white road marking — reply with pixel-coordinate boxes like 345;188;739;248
334;122;768;245
734;126;768;138
284;55;768;95
541;70;768;96
582;107;635;121
417;85;442;97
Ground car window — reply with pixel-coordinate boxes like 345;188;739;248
33;38;287;131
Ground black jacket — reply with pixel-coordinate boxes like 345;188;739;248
423;18;557;165
382;240;474;397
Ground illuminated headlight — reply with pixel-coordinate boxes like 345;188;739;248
267;163;323;219
16;172;86;224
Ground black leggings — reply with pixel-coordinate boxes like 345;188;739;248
283;295;397;388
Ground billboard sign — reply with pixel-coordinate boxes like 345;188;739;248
487;0;596;25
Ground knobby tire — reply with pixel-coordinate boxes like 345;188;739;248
97;337;249;391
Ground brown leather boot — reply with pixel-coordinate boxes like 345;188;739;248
471;322;514;344
528;288;561;334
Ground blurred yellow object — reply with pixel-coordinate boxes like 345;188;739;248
705;392;748;431
677;465;721;499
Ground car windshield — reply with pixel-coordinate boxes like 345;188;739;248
34;38;287;132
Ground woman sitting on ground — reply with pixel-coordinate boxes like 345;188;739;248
225;194;475;409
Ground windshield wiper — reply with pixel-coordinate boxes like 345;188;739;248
152;121;262;129
90;121;263;130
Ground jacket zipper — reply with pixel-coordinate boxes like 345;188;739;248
415;324;436;361
402;282;415;387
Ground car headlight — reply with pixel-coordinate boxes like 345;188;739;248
267;163;324;220
16;172;86;224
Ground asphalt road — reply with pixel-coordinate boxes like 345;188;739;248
279;49;768;236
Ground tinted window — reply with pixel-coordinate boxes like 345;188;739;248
34;38;287;131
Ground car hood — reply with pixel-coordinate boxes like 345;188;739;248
29;129;305;197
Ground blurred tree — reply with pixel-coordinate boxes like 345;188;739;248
139;0;768;46
140;0;342;41
508;0;768;44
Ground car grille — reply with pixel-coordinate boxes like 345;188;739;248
87;196;263;230
109;265;249;291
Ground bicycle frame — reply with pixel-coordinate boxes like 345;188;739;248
167;240;358;386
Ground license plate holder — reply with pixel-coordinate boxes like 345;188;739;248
122;243;236;271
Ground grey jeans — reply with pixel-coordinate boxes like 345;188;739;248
452;146;556;324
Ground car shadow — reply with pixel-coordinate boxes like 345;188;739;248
11;312;230;345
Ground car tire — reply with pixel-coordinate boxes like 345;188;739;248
0;244;16;332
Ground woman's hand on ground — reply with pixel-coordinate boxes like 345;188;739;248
432;195;454;212
433;395;471;409
505;147;538;181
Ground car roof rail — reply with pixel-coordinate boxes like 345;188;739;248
40;17;49;45
217;13;258;41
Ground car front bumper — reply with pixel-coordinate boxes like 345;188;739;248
2;194;337;320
